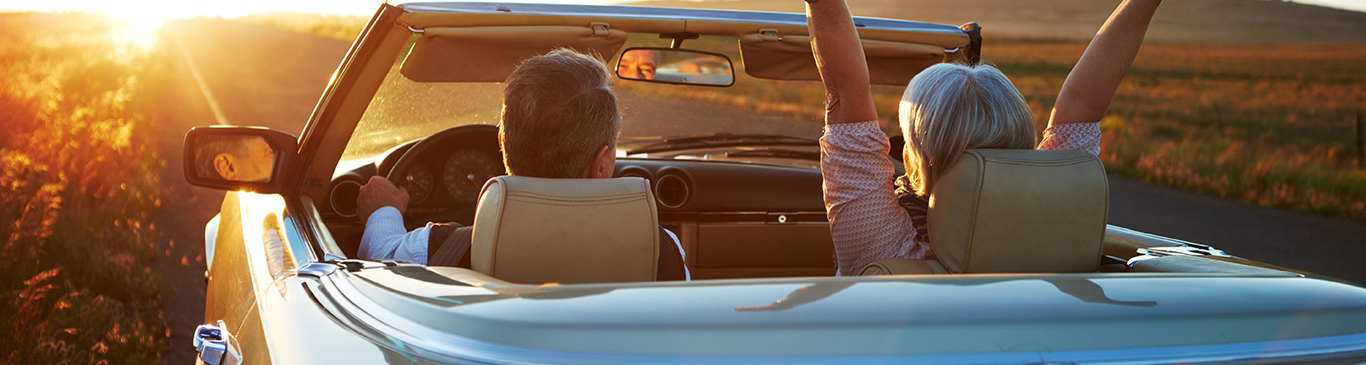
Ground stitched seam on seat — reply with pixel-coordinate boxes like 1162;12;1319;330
1093;159;1109;270
488;182;504;276
504;197;648;207
505;196;646;204
643;178;659;281
963;154;985;273
508;191;642;200
981;157;1096;167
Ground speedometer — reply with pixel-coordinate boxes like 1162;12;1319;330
403;164;434;203
443;148;502;204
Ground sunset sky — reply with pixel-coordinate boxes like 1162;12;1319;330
1;0;1363;18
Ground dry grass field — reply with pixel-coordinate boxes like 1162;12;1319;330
992;40;1366;221
0;13;168;363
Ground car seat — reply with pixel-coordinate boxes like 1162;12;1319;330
860;149;1109;275
470;176;660;284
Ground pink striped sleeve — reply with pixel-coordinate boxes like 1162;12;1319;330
820;121;929;276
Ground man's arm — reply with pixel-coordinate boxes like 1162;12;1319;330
807;0;878;125
358;207;432;263
356;176;431;263
1049;0;1162;126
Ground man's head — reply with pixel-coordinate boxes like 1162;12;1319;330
616;49;658;80
195;136;275;182
499;48;622;179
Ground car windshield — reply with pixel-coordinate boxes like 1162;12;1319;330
336;33;907;174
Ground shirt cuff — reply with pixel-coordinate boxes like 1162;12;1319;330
359;206;420;262
823;120;881;135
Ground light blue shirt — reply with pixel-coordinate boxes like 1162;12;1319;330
358;206;432;264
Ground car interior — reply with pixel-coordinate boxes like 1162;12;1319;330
305;5;1303;286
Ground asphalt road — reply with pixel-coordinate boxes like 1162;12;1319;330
150;19;348;364
148;18;1366;364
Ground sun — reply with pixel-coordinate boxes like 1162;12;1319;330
107;12;165;53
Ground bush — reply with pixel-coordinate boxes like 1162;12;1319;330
0;12;167;363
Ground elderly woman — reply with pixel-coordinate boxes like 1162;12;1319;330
808;0;1163;275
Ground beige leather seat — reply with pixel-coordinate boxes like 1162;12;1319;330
471;176;660;284
860;149;1108;275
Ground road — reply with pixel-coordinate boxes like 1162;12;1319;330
148;18;1366;364
149;19;349;364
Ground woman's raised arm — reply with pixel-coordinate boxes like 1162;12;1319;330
807;0;879;125
1049;0;1162;126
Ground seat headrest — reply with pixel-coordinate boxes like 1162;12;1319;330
471;176;659;284
928;149;1108;273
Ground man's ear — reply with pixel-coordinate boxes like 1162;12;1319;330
213;153;237;180
585;145;616;179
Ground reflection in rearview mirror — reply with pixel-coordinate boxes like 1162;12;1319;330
192;135;277;183
616;48;734;87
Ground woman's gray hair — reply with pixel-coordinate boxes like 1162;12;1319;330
899;62;1036;196
500;48;622;178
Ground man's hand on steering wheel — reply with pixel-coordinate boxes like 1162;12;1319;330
357;176;410;223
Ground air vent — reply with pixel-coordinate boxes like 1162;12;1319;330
654;174;690;209
330;180;363;218
616;166;651;179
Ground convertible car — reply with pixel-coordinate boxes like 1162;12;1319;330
183;2;1366;364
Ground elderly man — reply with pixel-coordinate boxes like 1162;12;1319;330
194;136;275;182
355;49;688;280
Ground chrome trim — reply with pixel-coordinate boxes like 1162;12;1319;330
193;320;242;365
1139;245;1241;259
204;214;220;271
296;262;339;277
299;196;345;261
328;180;362;218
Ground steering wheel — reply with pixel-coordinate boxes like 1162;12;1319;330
385;124;502;226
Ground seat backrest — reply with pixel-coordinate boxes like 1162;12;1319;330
928;149;1108;273
471;176;659;284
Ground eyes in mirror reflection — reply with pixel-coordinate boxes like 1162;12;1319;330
618;49;657;80
195;136;276;182
616;48;734;86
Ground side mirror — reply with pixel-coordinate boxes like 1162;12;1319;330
616;48;734;87
183;126;299;194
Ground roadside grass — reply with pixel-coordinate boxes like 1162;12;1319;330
0;12;168;363
261;16;1366;223
990;40;1366;222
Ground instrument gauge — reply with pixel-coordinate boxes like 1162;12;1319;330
444;148;502;204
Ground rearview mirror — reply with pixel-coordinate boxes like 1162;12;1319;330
184;126;299;193
616;48;734;87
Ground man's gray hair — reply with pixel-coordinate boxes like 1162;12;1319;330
499;48;622;178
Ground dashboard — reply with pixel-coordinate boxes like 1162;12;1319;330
324;125;836;278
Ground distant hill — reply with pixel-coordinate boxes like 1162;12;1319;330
626;0;1366;43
